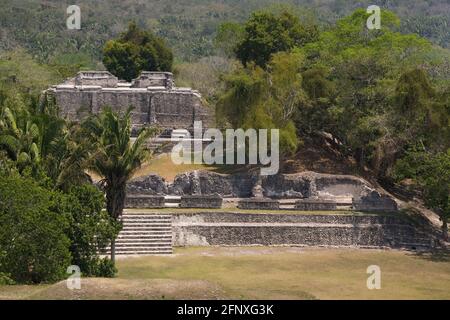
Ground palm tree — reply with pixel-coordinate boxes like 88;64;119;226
0;107;40;170
82;107;158;263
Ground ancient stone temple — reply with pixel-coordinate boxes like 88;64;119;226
46;71;214;132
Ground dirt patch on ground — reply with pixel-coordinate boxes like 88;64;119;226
283;137;359;175
28;278;228;300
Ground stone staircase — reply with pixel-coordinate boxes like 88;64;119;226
113;214;173;255
165;195;181;208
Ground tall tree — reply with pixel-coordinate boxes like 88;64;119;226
81;108;158;263
235;10;318;68
103;22;173;81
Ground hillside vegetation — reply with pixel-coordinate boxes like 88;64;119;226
0;0;449;63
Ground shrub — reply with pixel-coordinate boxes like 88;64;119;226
56;184;121;277
0;272;15;285
0;174;71;283
96;258;117;278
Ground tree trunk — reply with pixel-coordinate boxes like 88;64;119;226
442;219;448;242
110;239;116;264
105;181;127;265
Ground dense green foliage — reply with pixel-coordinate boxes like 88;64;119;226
0;173;119;283
0;174;71;283
0;0;448;63
217;51;303;155
61;185;121;276
235;11;318;67
294;9;449;176
103;22;173;81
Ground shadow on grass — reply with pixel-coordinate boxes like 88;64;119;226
413;249;450;262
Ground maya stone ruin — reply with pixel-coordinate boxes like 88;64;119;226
46;71;214;134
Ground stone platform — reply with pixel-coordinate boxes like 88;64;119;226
171;211;435;250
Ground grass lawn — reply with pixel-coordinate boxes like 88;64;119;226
133;153;215;181
1;247;449;300
131;153;253;181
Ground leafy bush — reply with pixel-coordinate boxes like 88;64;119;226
0;272;15;285
96;258;117;278
0;174;71;283
56;184;121;277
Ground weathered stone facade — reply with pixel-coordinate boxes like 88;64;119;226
127;170;383;201
172;212;435;249
46;71;214;131
180;195;223;209
126;173;168;195
124;195;165;209
295;199;338;211
167;170;258;197
238;199;280;210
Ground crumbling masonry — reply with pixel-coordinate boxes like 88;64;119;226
46;71;214;132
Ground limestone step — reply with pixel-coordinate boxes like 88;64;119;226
165;203;180;208
113;245;172;250
122;216;172;220
114;246;172;251
122;225;172;229
114;242;172;246
165;196;181;203
116;239;172;244
119;231;172;236
279;205;295;209
115;250;173;255
111;213;173;255
117;235;172;239
122;214;172;218
122;222;171;226
115;236;172;241
122;218;172;221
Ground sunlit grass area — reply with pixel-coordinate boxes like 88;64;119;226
1;247;449;300
133;153;215;181
132;153;257;181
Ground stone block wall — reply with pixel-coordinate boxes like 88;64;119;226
295;199;338;211
125;195;165;208
171;212;435;250
238;199;280;210
180;195;223;208
47;71;214;131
